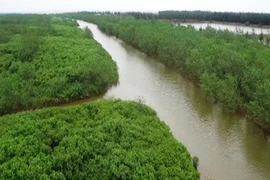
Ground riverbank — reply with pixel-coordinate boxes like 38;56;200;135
0;14;200;180
169;19;270;29
0;15;118;115
77;20;270;180
70;14;270;132
172;20;270;36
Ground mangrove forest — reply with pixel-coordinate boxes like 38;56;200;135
0;14;118;115
0;100;199;179
0;14;200;179
70;13;270;129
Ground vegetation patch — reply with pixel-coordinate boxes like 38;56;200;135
0;100;199;179
0;15;118;115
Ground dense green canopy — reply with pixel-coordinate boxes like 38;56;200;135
0;100;199;179
0;15;118;115
158;11;270;25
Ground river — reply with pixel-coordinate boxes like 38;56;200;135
76;20;270;180
180;22;270;34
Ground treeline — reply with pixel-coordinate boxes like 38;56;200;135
72;11;270;25
69;14;270;128
0;100;200;179
159;11;270;25
0;14;118;115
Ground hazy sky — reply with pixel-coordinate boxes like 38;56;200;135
0;0;270;13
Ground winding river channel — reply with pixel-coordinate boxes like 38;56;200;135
76;20;270;180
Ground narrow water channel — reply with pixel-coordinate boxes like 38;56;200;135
77;20;270;180
180;22;270;34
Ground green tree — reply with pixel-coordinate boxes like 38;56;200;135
0;100;200;179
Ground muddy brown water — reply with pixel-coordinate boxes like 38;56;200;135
74;20;270;180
